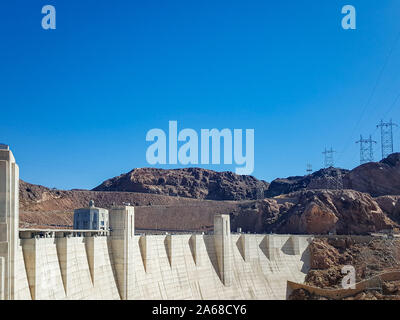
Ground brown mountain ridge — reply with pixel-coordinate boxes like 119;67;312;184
18;153;400;234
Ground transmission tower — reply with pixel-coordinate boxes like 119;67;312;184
322;147;336;168
306;164;312;175
355;135;377;164
335;168;343;190
377;119;397;159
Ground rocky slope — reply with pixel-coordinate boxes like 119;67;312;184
267;153;400;198
92;167;269;201
343;153;400;197
289;237;400;300
375;195;400;225
231;189;398;235
266;168;349;197
20;179;399;234
19;180;244;231
19;153;400;233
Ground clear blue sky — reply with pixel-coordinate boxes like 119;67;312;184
1;0;400;189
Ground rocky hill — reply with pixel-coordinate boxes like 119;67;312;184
289;237;400;300
91;153;400;201
19;180;242;230
267;153;400;198
88;153;400;201
343;153;400;197
20;179;399;234
92;167;269;201
18;153;400;234
230;189;398;235
266;167;349;197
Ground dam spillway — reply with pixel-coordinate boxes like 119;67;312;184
0;146;312;300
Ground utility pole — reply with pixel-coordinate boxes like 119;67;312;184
355;135;377;164
306;164;312;175
377;119;397;159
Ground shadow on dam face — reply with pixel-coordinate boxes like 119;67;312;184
300;248;311;274
281;238;296;255
236;237;245;261
203;235;221;280
259;236;269;258
188;235;196;264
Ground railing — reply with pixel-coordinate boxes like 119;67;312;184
19;228;110;239
288;270;400;300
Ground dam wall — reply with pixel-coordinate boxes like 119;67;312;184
12;232;311;300
0;146;313;300
19;235;120;300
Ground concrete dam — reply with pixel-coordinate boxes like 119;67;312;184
0;146;312;300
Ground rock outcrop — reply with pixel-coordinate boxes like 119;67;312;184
266;168;349;197
281;190;396;234
267;153;400;198
92;167;269;201
289;237;400;300
343;153;400;197
231;189;398;235
19;154;400;234
375;195;400;224
20;179;399;235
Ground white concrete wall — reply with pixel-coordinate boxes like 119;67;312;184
20;236;121;300
13;243;30;300
22;238;65;300
13;233;311;300
85;236;120;299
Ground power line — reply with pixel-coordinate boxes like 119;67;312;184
381;91;400;120
337;29;400;166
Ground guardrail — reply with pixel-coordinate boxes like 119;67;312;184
19;228;110;239
288;270;400;299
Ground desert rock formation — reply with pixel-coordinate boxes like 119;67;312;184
289;237;400;300
92;167;269;200
267;153;400;198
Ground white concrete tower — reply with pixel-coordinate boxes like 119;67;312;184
109;205;135;300
0;145;19;300
214;214;232;286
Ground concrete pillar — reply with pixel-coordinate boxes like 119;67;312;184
109;205;135;300
0;256;4;300
214;214;232;286
239;234;250;262
21;238;39;299
189;234;202;266
22;238;65;300
290;236;301;255
0;146;19;300
55;237;72;296
267;235;279;260
85;237;97;284
139;235;147;272
261;235;279;260
165;234;173;267
265;235;277;260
